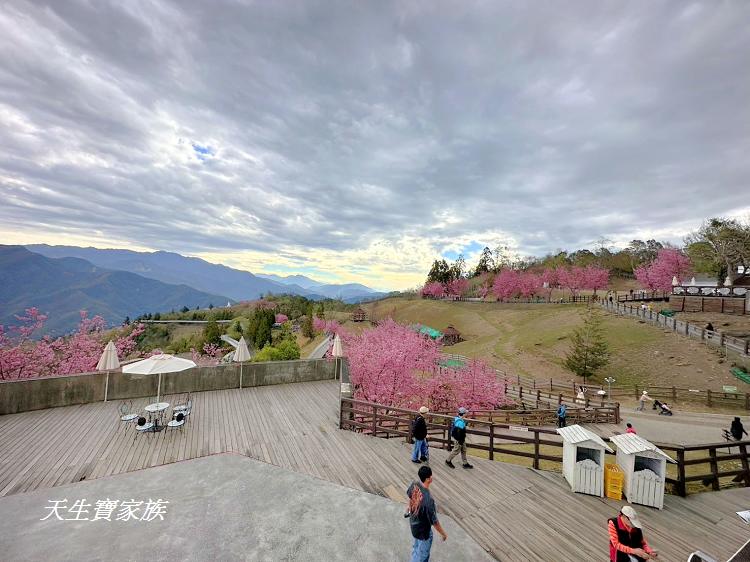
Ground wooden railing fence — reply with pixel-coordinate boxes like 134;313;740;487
339;397;750;497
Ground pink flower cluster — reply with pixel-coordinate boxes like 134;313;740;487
492;265;609;301
0;309;145;380
275;313;289;324
313;317;341;335
635;249;692;292
341;318;509;411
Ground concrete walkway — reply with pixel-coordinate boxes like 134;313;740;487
588;407;744;445
0;453;492;562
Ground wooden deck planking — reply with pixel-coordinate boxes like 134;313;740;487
0;380;747;561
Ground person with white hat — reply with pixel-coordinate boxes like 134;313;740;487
608;505;658;561
636;390;652;412
411;406;430;464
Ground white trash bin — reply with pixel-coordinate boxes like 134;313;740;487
557;425;613;497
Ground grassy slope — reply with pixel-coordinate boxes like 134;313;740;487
364;297;736;389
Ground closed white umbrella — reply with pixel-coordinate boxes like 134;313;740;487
97;341;120;402
332;334;344;380
123;354;196;403
233;336;251;389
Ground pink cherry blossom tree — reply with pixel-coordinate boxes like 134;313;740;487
635;248;692;292
0;309;145;380
445;278;470;298
275;313;289;324
583;265;610;295
540;268;559;302
558;266;586;297
420;282;445;299
492;269;520;301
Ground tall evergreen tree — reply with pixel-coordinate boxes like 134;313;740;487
564;309;610;381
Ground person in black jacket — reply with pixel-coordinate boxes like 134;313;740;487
411;406;430;463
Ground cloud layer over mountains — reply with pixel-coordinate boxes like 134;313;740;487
1;1;749;288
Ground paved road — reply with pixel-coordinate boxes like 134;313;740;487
587;408;743;445
308;335;331;359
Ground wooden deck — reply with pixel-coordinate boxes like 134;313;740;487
0;380;747;561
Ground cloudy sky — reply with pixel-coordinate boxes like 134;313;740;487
1;1;749;290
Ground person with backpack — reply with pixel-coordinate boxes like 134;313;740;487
608;505;658;561
556;402;567;428
411;406;430;464
445;407;473;469
406;466;447;561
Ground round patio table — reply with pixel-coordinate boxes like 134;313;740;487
144;402;170;432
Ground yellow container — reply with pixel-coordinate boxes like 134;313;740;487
604;463;624;500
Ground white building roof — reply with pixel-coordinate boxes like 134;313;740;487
610;433;676;462
556;425;614;452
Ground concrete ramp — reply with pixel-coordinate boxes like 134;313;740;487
0;453;493;562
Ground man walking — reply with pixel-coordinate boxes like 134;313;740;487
411;406;430;464
636;391;652;412
608;505;658;561
406;466;447;562
445;407;473;469
556;402;567;428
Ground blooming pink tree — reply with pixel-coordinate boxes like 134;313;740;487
0;309;145;380
190;342;223;366
518;272;542;298
313;317;342;335
420;282;445;299
343;319;441;408
583;265;610;295
275;313;289;324
558;266;586;297
492;269;520;301
341;318;508;410
635;249;692;292
540;268;559;302
445;278;469;298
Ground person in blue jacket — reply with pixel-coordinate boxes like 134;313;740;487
557;402;567;428
445;407;473;469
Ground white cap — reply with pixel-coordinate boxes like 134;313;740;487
641;390;649;395
621;505;642;528
419;406;429;414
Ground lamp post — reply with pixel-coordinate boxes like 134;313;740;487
604;377;615;398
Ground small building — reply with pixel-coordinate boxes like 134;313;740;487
610;433;676;510
442;325;462;346
351;307;367;322
557;425;613;497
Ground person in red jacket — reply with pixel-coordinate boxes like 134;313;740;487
608;505;658;561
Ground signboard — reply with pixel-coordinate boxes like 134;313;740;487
724;385;739;393
509;425;529;432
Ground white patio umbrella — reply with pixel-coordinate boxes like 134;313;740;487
96;340;120;403
122;354;196;403
233;336;251;389
332;334;344;380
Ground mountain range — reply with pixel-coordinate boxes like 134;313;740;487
6;245;386;334
0;246;229;336
27;245;385;302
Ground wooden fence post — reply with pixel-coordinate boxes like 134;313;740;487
635;385;639;399
708;448;720;491
558;393;563;404
745;393;750;411
677;449;687;497
707;389;712;408
672;386;677;401
740;444;750;488
489;424;494;461
372;404;377;436
533;431;540;470
339;399;345;429
536;390;541;409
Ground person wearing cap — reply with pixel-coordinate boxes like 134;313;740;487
411;406;430;464
608;505;658;561
445;407;473;469
636;391;652;412
626;423;637;434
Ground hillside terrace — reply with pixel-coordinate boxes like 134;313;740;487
0;374;748;561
